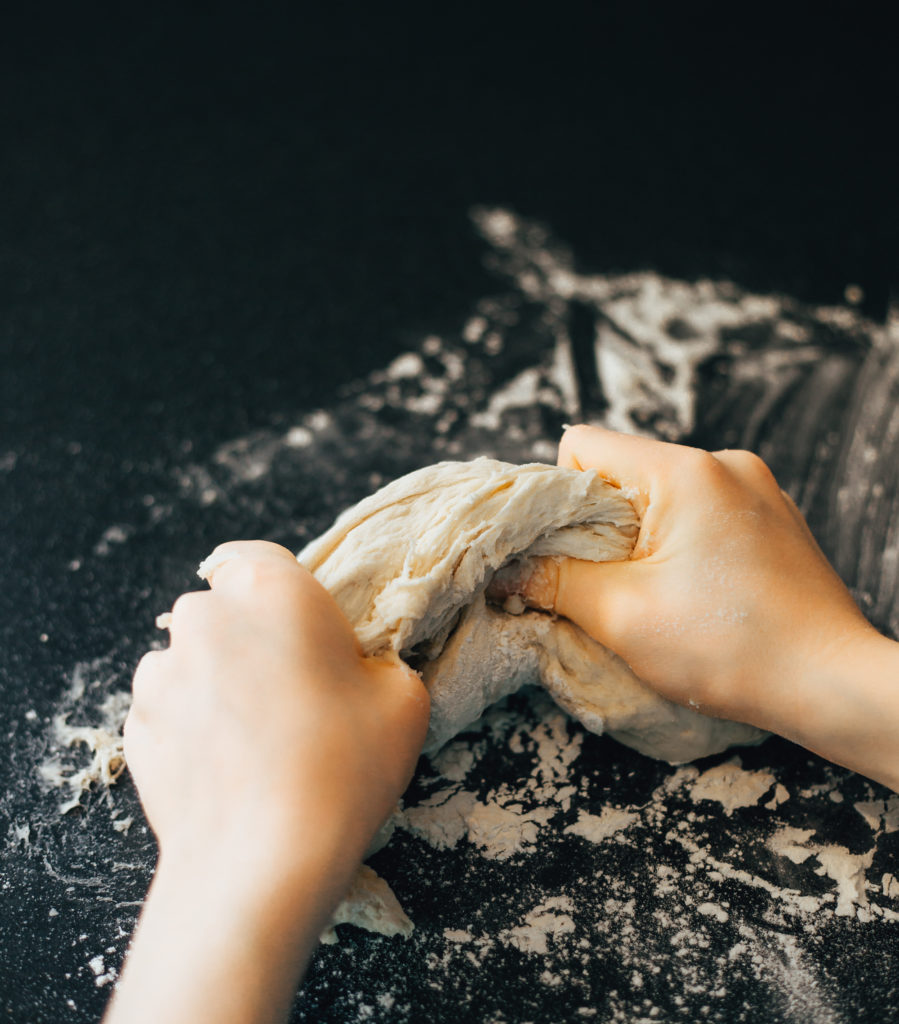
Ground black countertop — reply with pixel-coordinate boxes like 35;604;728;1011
2;6;898;1022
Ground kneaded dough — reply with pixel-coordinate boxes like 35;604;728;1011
299;457;765;764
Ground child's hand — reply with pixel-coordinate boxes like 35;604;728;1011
109;541;429;1024
492;426;899;790
126;540;429;879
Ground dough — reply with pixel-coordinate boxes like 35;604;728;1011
302;457;766;942
299;457;765;763
319;864;413;945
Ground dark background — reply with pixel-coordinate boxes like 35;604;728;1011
2;4;894;632
1;4;896;1021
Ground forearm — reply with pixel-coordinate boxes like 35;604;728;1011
104;842;355;1024
751;629;899;793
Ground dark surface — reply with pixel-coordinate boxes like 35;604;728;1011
2;6;898;1022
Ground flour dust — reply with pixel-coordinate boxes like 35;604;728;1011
30;206;899;1023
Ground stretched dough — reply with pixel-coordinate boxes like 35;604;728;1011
299;457;764;765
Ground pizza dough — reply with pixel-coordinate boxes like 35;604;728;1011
299;457;765;764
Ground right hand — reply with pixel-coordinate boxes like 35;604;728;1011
491;425;877;733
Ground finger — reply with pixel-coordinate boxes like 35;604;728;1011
197;540;302;587
131;648;169;709
557;425;682;517
199;542;367;661
712;448;779;491
489;554;649;656
166;589;214;640
555;557;651;653
487;557;560;612
366;653;431;719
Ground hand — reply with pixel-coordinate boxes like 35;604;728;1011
491;426;899;790
126;540;429;873
107;541;429;1024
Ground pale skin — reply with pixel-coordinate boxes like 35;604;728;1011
104;542;430;1024
491;426;899;792
105;426;899;1023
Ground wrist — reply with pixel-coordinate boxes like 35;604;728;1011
764;625;899;792
156;792;366;920
106;821;357;1024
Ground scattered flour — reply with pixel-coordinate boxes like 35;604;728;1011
37;205;899;1022
564;807;639;844
321;865;413;944
500;896;577;955
768;823;887;921
696;902;729;923
688;757;777;814
37;659;130;814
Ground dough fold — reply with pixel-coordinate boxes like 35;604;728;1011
299;457;765;764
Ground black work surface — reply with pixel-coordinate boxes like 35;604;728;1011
2;7;898;1022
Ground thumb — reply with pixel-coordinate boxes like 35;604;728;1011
489;555;649;654
197;540;300;586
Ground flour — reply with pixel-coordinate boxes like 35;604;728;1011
36;205;899;1022
767;825;881;920
399;786;555;862
466;800;556;862
397;692;899;940
401;789;479;851
37;658;131;814
320;865;413;945
853;794;899;834
564;807;639;844
430;742;477;782
696;902;729;923
688;758;779;815
499;896;577;955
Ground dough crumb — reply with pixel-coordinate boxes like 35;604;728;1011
321;865;413;944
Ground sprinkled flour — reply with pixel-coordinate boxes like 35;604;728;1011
29;205;899;1023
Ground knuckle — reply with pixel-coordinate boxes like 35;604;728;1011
133;648;164;682
170;590;210;626
719;449;776;484
675;446;722;480
558;423;591;460
228;557;284;596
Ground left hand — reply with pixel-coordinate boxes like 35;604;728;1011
108;541;429;1024
125;539;430;880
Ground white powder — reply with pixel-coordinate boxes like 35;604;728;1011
38;658;131;814
466;799;555;861
854;794;899;833
431;742;476;782
400;786;555;862
401;788;478;851
500;896;577;955
696;902;729;923
564;807;639;844
43;204;897;1022
688;757;777;814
